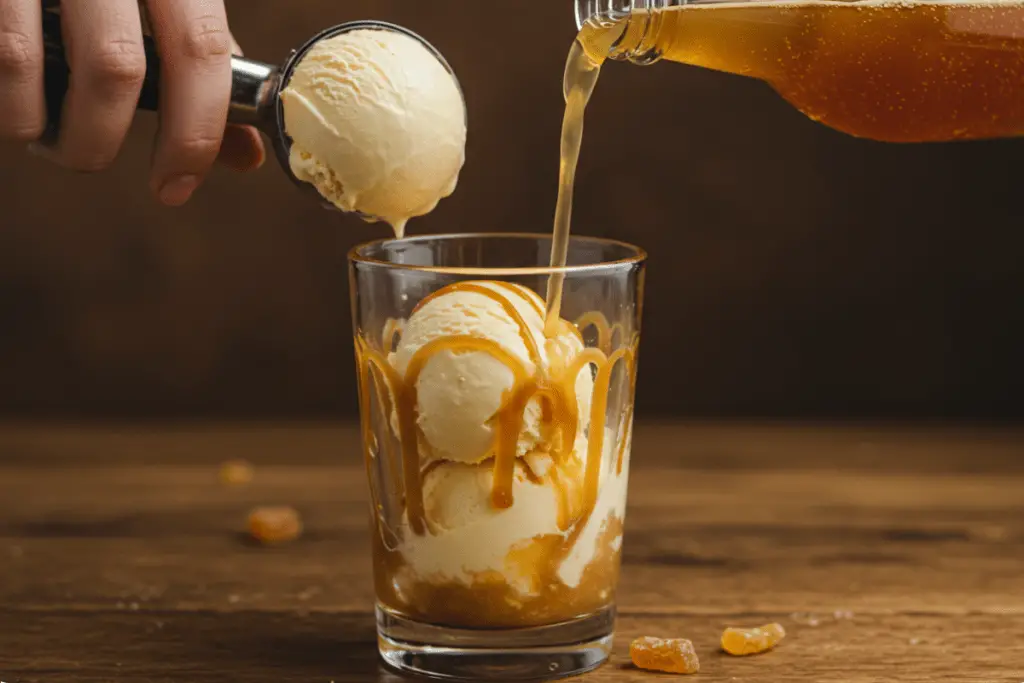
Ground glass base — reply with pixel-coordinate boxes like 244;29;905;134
376;604;615;681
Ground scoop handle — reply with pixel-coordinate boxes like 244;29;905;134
41;10;279;143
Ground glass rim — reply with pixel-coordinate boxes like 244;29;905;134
348;232;648;276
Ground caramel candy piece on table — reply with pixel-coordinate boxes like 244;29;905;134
721;622;786;656
630;636;700;674
247;506;302;544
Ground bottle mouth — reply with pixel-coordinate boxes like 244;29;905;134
575;0;654;29
575;0;625;28
573;0;666;65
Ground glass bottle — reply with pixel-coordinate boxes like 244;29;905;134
572;0;1024;142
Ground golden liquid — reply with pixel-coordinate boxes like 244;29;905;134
579;1;1024;143
544;29;623;332
356;282;638;627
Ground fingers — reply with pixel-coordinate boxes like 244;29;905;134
146;0;232;206
55;0;145;171
0;0;45;141
217;34;265;173
6;0;259;196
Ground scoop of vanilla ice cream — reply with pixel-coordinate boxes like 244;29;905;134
280;29;466;235
389;282;593;466
423;460;568;533
398;459;572;593
394;429;627;594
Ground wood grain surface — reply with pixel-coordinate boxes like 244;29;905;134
1;422;1022;682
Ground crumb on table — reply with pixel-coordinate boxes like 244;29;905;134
247;506;302;544
220;459;254;486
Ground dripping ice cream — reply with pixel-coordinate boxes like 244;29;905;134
280;28;467;236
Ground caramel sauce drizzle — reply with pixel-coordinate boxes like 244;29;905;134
547;462;572;531
575;311;626;356
576;312;636;474
412;282;543;367
382;318;404;352
494;281;546;319
355;282;640;547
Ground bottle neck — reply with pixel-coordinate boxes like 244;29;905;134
573;0;673;65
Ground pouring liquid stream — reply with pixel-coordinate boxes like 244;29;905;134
544;25;625;334
545;0;1024;328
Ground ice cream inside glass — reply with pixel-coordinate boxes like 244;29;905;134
350;234;645;681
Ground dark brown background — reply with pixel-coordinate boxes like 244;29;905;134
1;0;1022;420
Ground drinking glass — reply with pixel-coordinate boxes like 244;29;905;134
348;233;645;680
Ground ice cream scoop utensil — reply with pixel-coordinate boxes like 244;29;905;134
40;14;463;215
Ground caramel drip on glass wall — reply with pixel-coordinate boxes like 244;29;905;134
382;318;403;353
576;312;635;474
355;282;639;545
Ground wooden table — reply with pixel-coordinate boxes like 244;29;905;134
1;422;1022;682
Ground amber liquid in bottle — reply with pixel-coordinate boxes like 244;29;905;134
578;2;1024;143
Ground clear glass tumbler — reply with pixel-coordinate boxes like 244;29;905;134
348;233;646;681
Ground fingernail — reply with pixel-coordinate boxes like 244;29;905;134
158;174;199;206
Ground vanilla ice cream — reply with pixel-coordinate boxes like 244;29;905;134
398;459;572;594
373;280;635;606
393;429;629;596
389;281;593;466
280;28;467;236
362;279;637;628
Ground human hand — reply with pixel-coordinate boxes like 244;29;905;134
0;1;266;205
